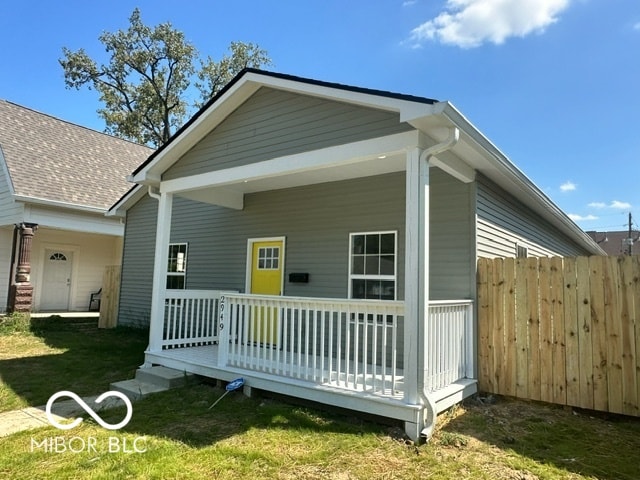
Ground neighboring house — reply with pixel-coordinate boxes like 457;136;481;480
586;230;639;256
109;69;603;441
0;99;151;313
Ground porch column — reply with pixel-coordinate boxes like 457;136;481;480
404;147;429;407
148;192;173;353
8;223;38;313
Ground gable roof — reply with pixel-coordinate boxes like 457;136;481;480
132;68;438;181
117;69;603;255
0;99;152;211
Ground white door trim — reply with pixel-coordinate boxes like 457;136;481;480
36;243;80;311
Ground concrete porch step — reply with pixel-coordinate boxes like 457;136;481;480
110;366;200;401
109;379;168;401
135;365;196;389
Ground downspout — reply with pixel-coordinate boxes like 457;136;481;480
148;185;161;201
140;185;162;366
5;225;18;312
417;127;459;439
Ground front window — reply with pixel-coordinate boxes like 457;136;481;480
167;243;187;289
349;231;397;300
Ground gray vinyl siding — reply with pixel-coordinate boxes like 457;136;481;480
118;194;158;328
119;173;405;327
476;174;586;258
163;87;413;180
118;170;476;327
429;168;474;300
172;172;407;299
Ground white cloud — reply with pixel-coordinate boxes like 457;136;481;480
408;0;572;48
587;200;632;210
610;200;632;209
568;213;598;221
560;181;577;192
588;202;606;208
403;0;417;6
634;22;640;31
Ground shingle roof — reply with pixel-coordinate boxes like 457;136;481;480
0;99;152;210
586;230;640;256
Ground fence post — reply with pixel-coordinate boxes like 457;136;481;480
98;265;120;329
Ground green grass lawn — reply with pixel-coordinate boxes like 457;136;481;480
0;314;148;412
2;314;640;479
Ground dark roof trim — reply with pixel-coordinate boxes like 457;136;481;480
131;68;438;176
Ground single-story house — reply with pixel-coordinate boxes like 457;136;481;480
0;99;151;313
110;69;603;440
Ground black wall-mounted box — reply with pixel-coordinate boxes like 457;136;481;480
289;272;309;283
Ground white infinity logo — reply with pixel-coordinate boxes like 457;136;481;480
45;390;133;431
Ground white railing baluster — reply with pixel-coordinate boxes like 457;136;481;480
160;291;473;401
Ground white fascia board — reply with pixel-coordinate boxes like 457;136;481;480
107;184;147;217
23;204;124;236
0;145;16;197
160;130;421;195
14;195;107;214
435;102;604;255
252;72;434;116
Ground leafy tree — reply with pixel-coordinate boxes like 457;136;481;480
60;8;271;147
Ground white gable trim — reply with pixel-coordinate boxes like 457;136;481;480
160;130;421;196
132;71;436;185
0;146;16;198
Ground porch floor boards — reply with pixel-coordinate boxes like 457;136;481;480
153;344;404;399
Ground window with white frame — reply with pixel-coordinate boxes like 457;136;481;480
257;246;280;270
349;231;397;300
167;243;187;289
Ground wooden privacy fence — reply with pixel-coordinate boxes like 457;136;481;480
477;255;640;417
98;265;121;329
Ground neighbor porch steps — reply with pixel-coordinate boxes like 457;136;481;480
110;366;199;401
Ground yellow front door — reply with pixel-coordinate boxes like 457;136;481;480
249;240;284;345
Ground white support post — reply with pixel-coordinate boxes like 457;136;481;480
404;145;430;403
404;142;433;441
148;192;173;353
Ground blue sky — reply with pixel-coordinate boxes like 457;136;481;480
1;0;639;234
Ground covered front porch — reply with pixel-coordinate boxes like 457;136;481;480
143;289;476;435
132;94;481;439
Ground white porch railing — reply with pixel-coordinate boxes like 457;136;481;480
162;290;227;349
157;290;474;399
218;294;405;398
426;300;474;392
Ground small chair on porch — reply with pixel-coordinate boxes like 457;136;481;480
89;288;102;312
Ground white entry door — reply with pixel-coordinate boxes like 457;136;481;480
41;249;73;311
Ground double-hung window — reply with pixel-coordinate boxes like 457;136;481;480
167;243;187;289
349;231;397;300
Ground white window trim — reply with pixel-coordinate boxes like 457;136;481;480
167;242;188;289
348;230;398;300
